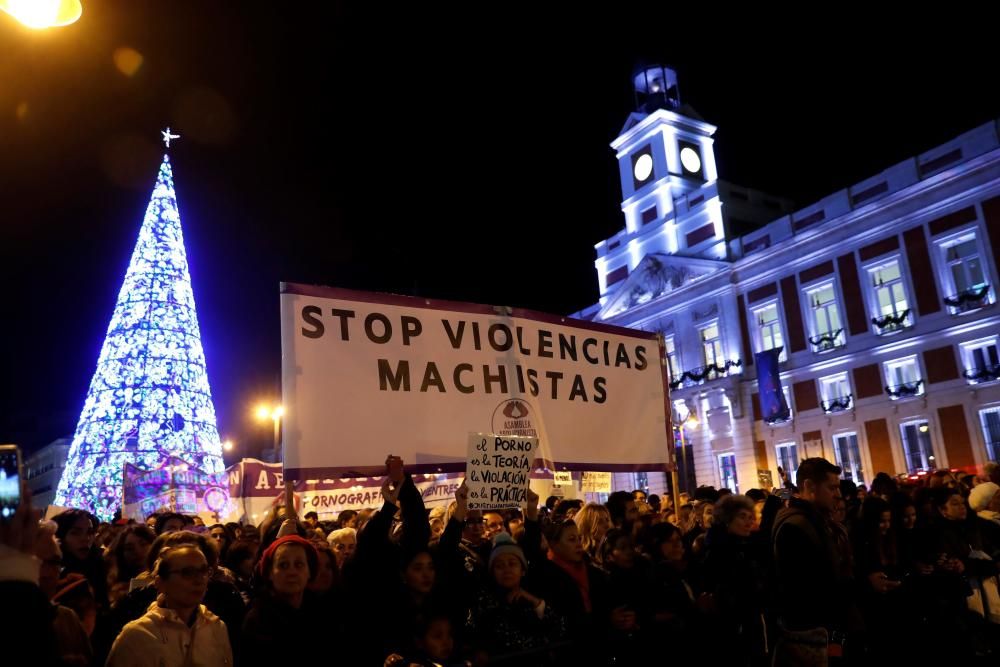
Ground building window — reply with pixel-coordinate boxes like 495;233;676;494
605;265;628;289
884;356;923;399
753;302;786;362
961;337;1000;384
664;336;680;383
979;407;1000;462
805;283;845;352
700;322;724;369
718;453;739;492
641;205;658;225
867;259;912;334
833;432;866;485
820;372;853;413
775;442;799;485
899;419;936;473
939;233;993;313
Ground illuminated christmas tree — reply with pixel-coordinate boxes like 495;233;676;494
55;135;224;520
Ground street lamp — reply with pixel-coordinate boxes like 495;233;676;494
671;413;699;512
255;403;283;462
222;439;234;452
0;0;83;29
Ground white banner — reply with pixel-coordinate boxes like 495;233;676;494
280;284;671;479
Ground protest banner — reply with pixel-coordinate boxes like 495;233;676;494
281;283;671;480
121;457;234;523
581;471;612;493
231;459;463;522
465;433;534;510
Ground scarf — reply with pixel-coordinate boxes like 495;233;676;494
548;549;591;612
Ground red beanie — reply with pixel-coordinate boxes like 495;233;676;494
256;535;319;581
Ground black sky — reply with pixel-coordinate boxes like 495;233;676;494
1;5;997;455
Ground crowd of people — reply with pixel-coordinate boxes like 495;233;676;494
3;455;1000;666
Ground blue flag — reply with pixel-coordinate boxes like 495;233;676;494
755;348;789;422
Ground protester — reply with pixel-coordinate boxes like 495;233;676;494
241;535;330;665
572;503;612;564
105;524;155;605
106;544;233;666
52;509;109;609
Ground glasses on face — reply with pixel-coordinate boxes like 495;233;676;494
169;566;211;580
464;518;484;526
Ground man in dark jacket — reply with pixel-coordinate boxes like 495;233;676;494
772;458;855;663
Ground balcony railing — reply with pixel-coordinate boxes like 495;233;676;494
964;363;1000;384
945;284;990;314
669;359;742;389
763;410;792;426
821;394;853;413
886;380;924;399
809;329;845;353
872;309;911;335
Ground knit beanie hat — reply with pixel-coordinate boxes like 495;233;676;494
969;482;1000;512
488;532;527;571
256;534;319;581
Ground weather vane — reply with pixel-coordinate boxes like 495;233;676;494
161;127;181;149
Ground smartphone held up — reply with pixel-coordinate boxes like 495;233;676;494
0;444;23;520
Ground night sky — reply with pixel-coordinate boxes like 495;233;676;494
2;6;996;456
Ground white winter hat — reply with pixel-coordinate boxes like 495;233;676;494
969;482;1000;512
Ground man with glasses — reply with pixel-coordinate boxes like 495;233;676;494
106;544;232;666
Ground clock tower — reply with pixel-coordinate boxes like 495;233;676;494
596;65;725;300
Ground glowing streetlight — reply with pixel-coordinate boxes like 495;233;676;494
0;0;82;29
222;439;234;452
254;403;284;462
670;410;699;511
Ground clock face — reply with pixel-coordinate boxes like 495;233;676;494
680;146;702;174
633;153;653;182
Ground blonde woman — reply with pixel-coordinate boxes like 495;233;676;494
573;503;612;564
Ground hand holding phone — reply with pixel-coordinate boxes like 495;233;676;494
0;445;39;557
0;445;23;521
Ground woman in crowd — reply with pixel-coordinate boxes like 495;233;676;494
52;509;109;609
105;524;155;605
853;496;911;660
572;503;611;565
916;487;996;659
224;540;258;604
209;522;238;561
326;526;357;570
645;521;703;660
307;541;339;599
700;495;768;667
106;544;232;666
241;535;330;665
598;528;646;663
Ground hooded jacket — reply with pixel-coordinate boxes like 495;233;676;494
106;600;232;667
